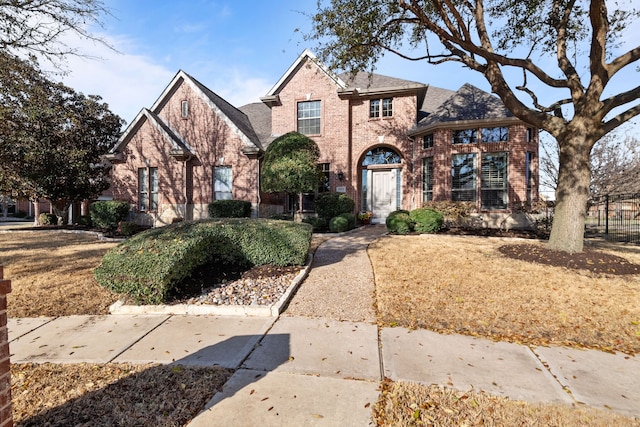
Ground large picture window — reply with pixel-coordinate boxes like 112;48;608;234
422;157;433;202
138;167;158;211
297;100;321;135
214;166;233;200
481;153;508;209
451;154;476;201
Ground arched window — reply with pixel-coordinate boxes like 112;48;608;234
362;147;401;166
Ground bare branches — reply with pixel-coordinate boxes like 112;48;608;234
0;0;112;64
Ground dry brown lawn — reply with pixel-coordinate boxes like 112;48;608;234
0;231;120;317
369;234;640;355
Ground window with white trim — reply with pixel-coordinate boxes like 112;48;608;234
451;153;477;201
138;167;158;211
297;100;321;135
181;100;189;118
369;98;393;118
422;134;434;149
422;157;434;202
213;166;232;200
481;153;508;209
452;128;477;144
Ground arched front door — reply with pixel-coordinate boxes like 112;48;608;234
361;147;402;224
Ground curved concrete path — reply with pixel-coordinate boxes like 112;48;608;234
8;226;640;425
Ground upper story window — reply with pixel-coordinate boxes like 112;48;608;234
297;100;321;135
369;98;393;118
452;128;477;144
422;134;434;149
526;127;536;143
481;126;509;143
181;100;189;118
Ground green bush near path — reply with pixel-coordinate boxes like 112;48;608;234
410;208;444;233
94;219;312;305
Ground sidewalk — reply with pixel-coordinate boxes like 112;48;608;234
7;227;640;425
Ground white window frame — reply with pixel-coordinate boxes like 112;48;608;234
214;166;233;200
297;100;321;135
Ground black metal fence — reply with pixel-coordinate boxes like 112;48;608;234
586;193;640;244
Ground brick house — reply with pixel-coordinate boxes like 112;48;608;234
107;49;539;227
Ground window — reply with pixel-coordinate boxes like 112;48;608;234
422;134;434;149
481;153;508;209
214;166;232;200
297;100;321;135
422;157;434;202
369;98;393;118
526;127;536;143
481;126;508;143
452;128;477;144
138;167;158;211
362;147;401;165
318;163;330;193
526;152;535;204
181;100;189;118
451;153;477;201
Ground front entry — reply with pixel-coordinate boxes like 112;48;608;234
370;169;397;224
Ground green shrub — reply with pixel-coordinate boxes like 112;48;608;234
90;201;130;230
329;213;355;233
386;210;414;234
207;200;252;218
315;193;355;221
38;213;58;225
117;221;139;237
410;208;444;233
94;219;312;305
302;216;328;232
77;215;92;227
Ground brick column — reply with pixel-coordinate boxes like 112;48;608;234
0;267;12;427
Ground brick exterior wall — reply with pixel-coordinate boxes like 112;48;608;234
0;267;12;427
110;77;260;225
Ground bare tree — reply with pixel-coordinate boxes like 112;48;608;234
307;0;640;253
0;0;111;63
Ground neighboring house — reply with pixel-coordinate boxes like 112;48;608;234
107;49;539;227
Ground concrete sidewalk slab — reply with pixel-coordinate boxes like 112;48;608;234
535;346;640;417
8;317;54;342
10;315;169;364
187;369;378;427
381;328;572;405
244;316;380;381
113;315;276;368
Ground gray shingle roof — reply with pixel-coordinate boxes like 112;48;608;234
238;102;273;148
414;83;513;132
338;71;425;91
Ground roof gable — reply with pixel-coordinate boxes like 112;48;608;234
262;49;347;104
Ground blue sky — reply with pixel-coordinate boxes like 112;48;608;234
53;0;638;134
53;1;493;124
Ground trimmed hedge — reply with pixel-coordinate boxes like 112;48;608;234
315;193;355;222
302;216;328;232
386;210;414;234
329;213;355;233
90;201;130;230
410;208;444;233
207;200;252;218
94;219;312;305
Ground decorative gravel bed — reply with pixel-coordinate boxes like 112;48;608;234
169;264;305;307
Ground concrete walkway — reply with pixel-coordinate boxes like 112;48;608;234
8;227;640;425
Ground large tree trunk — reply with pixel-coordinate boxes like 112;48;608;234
547;132;594;253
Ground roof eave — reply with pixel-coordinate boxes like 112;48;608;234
409;116;522;137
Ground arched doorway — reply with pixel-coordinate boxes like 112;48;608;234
360;147;402;224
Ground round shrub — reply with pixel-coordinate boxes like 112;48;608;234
329;213;355;233
38;212;58;225
302;216;328;232
315;193;355;221
410;208;444;233
117;221;140;237
90;201;130;230
386;210;414;234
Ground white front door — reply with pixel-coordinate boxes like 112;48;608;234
370;169;398;224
